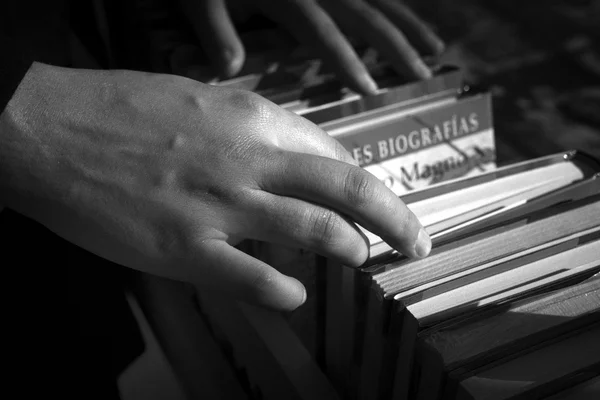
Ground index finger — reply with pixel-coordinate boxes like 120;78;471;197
260;152;432;259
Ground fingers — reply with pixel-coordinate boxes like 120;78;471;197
261;152;431;259
368;0;445;57
254;0;379;95
248;191;369;266
322;0;432;80
181;0;245;78
194;239;306;311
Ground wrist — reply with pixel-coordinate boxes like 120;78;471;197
0;62;93;217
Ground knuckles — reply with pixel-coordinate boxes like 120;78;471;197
343;167;375;209
308;208;342;248
222;88;276;129
203;87;281;163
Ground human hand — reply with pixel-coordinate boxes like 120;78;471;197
178;0;444;94
0;63;430;311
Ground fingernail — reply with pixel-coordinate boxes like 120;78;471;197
221;49;243;78
413;228;432;258
413;59;433;80
360;73;379;95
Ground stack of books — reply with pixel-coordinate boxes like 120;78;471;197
195;149;600;400
191;50;600;399
334;150;600;400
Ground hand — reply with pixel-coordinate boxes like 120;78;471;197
0;63;431;311
178;0;444;94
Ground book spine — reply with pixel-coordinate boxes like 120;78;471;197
390;311;421;400
359;294;394;400
304;67;462;125
246;241;322;359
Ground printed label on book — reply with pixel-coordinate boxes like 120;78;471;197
334;93;496;194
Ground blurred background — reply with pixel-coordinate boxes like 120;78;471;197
89;0;600;165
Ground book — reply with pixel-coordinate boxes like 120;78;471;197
334;151;600;400
322;150;600;400
390;236;599;400
359;197;600;400
454;322;600;400
543;376;600;399
286;66;462;121
416;273;600;400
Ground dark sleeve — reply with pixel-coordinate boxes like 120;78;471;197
0;34;34;113
1;0;70;114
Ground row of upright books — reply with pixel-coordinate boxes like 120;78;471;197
327;151;600;400
191;48;600;400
